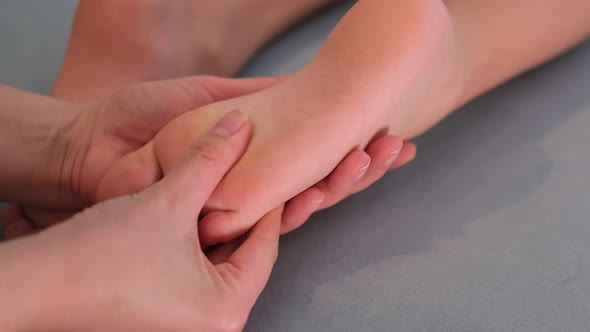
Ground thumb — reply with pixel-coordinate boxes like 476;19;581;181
96;142;161;202
115;76;282;140
143;110;252;223
142;76;283;116
222;206;283;306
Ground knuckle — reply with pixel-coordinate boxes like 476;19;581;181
191;140;225;164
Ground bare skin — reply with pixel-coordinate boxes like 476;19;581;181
2;0;416;239
1;0;589;329
0;112;288;332
97;0;590;246
52;0;338;101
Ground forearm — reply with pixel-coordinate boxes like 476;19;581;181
294;0;590;138
0;85;77;206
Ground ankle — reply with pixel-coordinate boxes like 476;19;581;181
189;0;338;76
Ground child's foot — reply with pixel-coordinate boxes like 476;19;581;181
53;0;336;100
186;0;338;76
98;77;395;247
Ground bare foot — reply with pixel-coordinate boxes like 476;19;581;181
190;0;338;76
53;0;336;101
97;77;395;247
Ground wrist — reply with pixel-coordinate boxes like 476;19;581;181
44;104;89;208
0;86;81;207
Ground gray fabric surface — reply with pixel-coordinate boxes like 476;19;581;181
1;1;590;331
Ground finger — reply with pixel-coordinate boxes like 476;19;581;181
114;76;282;141
4;219;33;239
221;206;282;304
21;207;72;229
314;149;371;210
206;237;245;265
146;110;251;222
280;141;395;234
199;210;251;248
389;141;417;170
351;136;403;194
19;228;37;237
96;142;162;202
0;204;22;229
279;136;409;233
199;187;322;245
0;205;38;240
142;76;282;116
281;188;325;235
174;76;284;103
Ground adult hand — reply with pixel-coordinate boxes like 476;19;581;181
0;75;416;239
280;136;416;234
1;134;415;239
2;111;282;331
1;76;282;234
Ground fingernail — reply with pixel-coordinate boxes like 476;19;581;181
313;194;325;211
385;142;403;167
355;153;371;182
212;110;247;137
385;153;397;168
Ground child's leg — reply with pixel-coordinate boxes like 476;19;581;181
52;0;336;101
